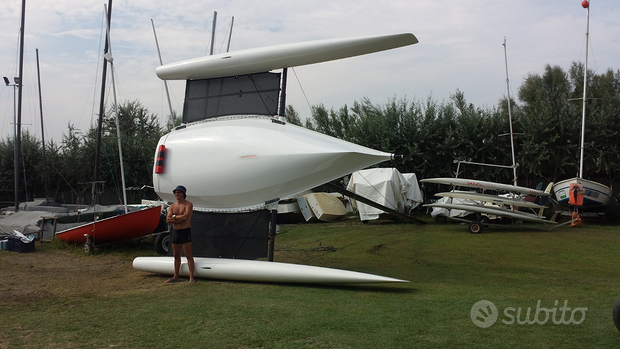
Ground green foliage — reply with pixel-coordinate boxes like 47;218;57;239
0;101;163;205
297;63;620;188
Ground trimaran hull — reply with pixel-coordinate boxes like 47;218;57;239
154;116;393;212
133;256;408;284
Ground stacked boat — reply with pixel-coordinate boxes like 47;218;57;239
422;177;555;233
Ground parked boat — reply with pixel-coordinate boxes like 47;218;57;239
303;193;347;222
55;206;161;245
553;178;612;208
552;2;613;209
55;4;163;250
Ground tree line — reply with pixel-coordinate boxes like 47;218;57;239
1;62;618;206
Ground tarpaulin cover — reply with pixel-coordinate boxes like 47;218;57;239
346;168;423;221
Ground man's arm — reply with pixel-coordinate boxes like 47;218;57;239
173;202;193;223
166;203;176;224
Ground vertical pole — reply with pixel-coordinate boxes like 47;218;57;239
36;49;50;201
14;0;26;211
267;209;277;262
279;68;287;117
210;11;217;55
579;3;590;179
226;16;234;53
104;4;128;214
503;37;518;186
93;0;113;205
151;19;175;127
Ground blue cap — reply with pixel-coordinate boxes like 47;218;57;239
173;185;186;194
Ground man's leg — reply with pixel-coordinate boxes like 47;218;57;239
183;242;195;283
172;243;183;279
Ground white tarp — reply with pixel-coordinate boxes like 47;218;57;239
428;196;477;218
346;168;423;221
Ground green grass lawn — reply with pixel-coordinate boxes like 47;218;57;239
1;215;619;348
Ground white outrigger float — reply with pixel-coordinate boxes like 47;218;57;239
134;257;408;284
135;33;418;284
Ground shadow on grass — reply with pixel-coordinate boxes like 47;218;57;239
146;272;416;294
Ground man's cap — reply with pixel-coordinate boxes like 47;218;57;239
173;185;187;194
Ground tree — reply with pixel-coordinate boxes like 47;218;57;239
102;101;164;191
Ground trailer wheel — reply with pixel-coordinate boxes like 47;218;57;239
154;233;170;255
613;295;620;331
469;221;483;234
84;241;94;254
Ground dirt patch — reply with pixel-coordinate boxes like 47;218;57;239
368;244;387;254
0;247;164;305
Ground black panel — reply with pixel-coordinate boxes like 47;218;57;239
169;210;270;260
183;72;281;122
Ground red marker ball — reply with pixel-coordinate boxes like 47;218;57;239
582;0;589;9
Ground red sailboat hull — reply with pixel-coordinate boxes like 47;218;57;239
55;206;162;244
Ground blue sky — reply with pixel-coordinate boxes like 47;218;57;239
1;0;619;143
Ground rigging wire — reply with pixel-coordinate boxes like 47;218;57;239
291;67;312;111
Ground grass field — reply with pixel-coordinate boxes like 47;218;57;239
1;215;619;348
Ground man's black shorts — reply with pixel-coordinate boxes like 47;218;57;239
171;227;192;244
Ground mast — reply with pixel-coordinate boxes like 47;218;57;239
210;11;217;55
35;49;50;201
92;0;113;205
14;0;26;211
151;19;175;127
104;4;128;214
579;0;590;179
502;37;518;186
226;16;234;53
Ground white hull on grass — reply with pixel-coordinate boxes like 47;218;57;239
133;257;408;284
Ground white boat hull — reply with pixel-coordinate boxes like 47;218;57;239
156;33;418;80
552;177;613;207
304;193;347;222
424;203;556;225
420;178;549;196
153;116;392;211
434;191;547;209
133;257;408;284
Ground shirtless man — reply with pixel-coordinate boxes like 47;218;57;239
165;185;196;285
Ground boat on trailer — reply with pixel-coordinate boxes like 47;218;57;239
55;206;162;247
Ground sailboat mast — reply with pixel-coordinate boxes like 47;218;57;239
151;19;175;127
14;0;26;211
579;1;590;179
210;11;217;55
226;16;234;53
35;49;50;201
104;4;128;214
503;37;517;186
93;0;113;205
